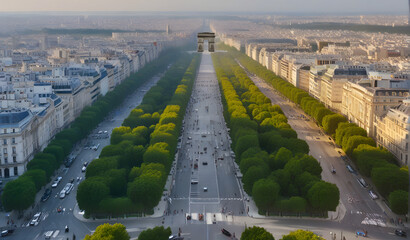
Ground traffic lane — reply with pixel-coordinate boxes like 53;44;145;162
216;159;241;199
316;136;383;215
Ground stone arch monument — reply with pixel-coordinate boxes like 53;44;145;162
197;32;215;52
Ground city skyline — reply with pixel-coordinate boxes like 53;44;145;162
0;0;409;14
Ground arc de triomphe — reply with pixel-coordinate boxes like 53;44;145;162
197;32;215;52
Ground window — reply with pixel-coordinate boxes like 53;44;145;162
12;129;15;133
12;147;16;154
2;139;6;145
12;138;15;144
12;156;16;163
3;148;6;154
4;157;7;164
13;167;17;176
3;129;6;134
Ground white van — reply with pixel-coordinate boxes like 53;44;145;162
190;180;198;185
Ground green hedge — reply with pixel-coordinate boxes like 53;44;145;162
77;53;200;216
212;52;339;215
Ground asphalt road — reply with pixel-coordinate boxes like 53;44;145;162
168;52;244;239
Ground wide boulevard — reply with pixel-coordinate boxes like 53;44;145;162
9;53;405;240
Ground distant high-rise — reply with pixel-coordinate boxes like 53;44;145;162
166;24;171;35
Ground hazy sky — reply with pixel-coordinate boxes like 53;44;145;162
0;0;408;13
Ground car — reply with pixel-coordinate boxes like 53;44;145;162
63;183;74;195
221;228;232;237
1;229;14;237
169;235;184;240
187;136;192;140
41;188;52;202
57;207;63;213
82;166;87;172
357;178;369;188
395;230;407;237
51;177;62;188
44;230;54;239
346;165;355;173
104;131;108;134
202;161;208;165
190;180;198;184
356;230;367;237
59;190;66;199
369;190;378;200
203;187;208;192
0;229;14;237
69;178;75;184
97;131;103;134
29;212;41;226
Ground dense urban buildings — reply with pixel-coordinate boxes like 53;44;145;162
0;16;201;178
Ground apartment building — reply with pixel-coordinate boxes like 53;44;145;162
375;99;410;166
342;81;409;136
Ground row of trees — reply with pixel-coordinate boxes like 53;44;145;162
1;48;182;212
221;43;408;215
76;53;200;216
241;227;325;240
212;53;339;216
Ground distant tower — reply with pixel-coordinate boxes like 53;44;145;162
166;24;171;35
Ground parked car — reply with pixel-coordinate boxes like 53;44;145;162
357;178;369;188
369;190;378;200
51;177;62;188
203;187;208;192
81;166;87;172
202;161;208;165
29;212;41;226
395;229;407;237
41;188;52;202
346;165;355;173
221;228;232;237
1;229;14;237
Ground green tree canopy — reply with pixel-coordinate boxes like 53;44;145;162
388;190;408;215
241;226;275;240
307;181;339;211
281;229;325;240
322;114;347;135
84;223;129;240
252;178;280;212
77;177;110;213
1;177;36;211
137;226;172;240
